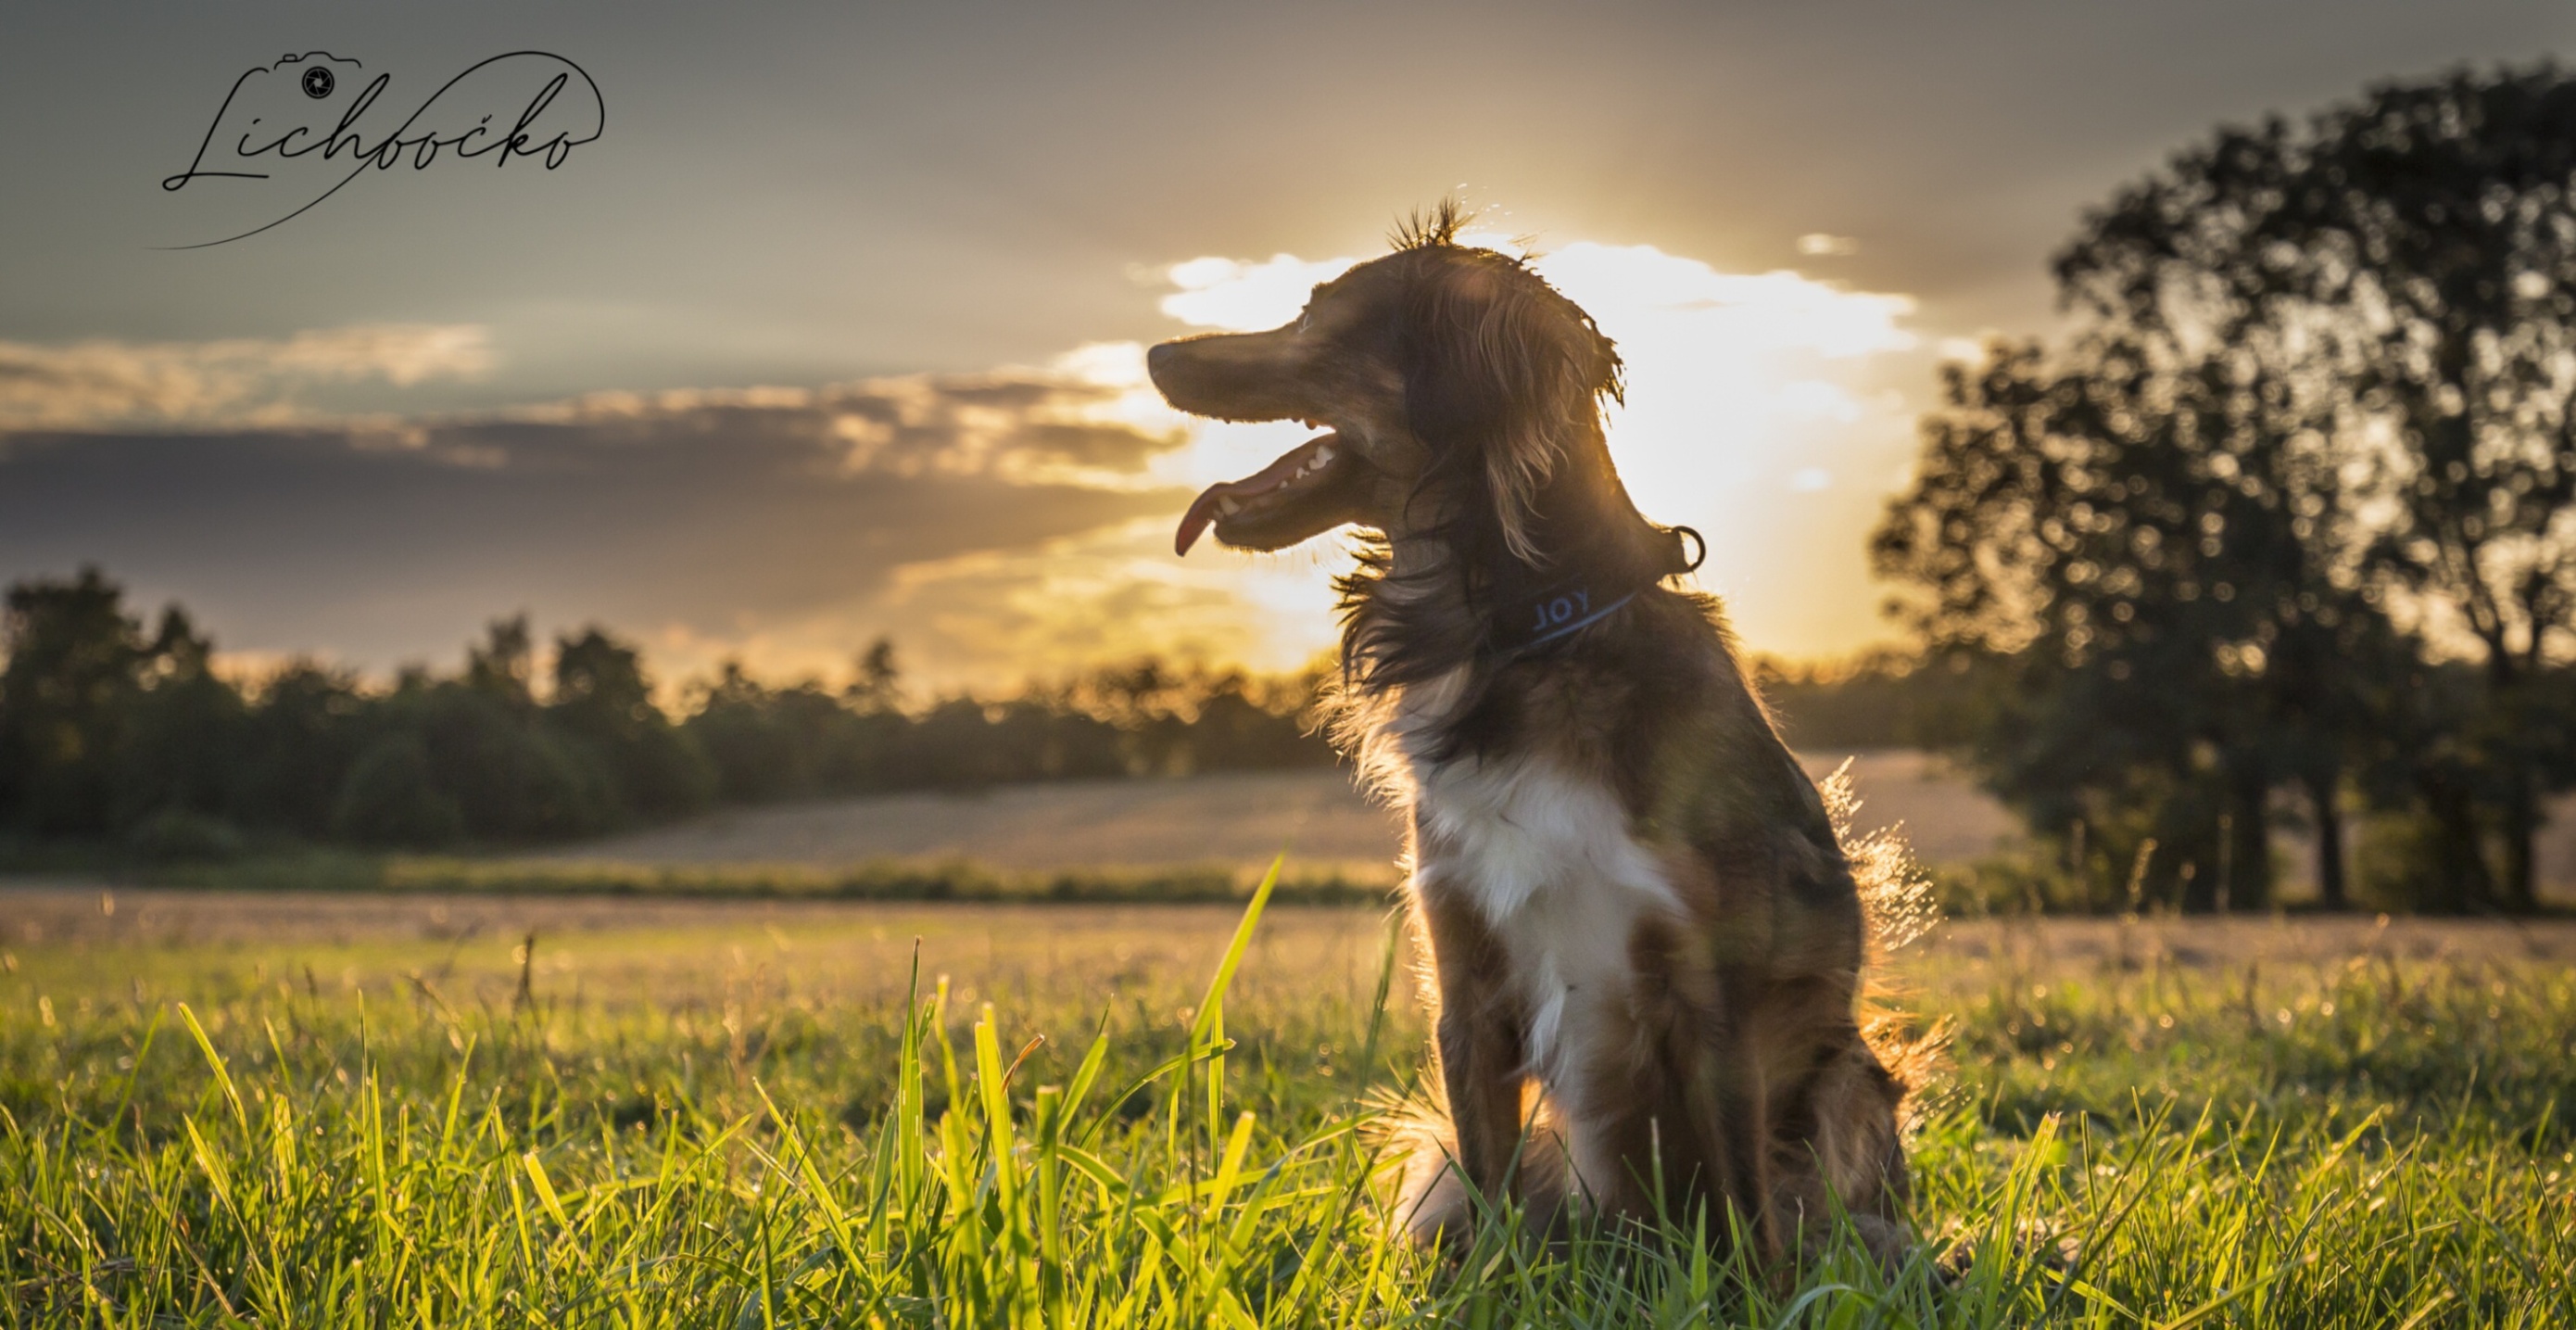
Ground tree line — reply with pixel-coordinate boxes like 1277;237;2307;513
0;568;1333;856
1873;64;2576;913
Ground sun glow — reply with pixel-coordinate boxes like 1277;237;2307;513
1159;255;1358;333
1140;235;1929;660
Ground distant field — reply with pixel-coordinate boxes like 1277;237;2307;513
6;882;2573;1002
538;750;2026;878
5;887;2573;1324
530;750;2576;899
10;886;2576;1109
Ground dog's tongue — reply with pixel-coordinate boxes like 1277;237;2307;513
1174;433;1338;556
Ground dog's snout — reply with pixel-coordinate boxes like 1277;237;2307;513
1148;340;1194;381
1145;339;1180;386
1146;336;1233;409
1143;328;1309;421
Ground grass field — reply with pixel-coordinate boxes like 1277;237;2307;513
6;880;2575;1326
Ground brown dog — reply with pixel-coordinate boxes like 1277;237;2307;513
1150;205;1911;1265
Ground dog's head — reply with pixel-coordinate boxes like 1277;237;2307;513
1150;206;1629;567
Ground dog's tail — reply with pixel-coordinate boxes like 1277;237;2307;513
1817;759;1955;1126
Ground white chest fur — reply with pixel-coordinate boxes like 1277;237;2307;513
1408;749;1682;1098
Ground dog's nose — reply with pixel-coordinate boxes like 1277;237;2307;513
1146;340;1178;381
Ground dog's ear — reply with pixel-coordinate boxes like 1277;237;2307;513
1400;256;1623;565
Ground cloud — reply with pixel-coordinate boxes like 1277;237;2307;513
1160;254;1360;331
489;352;1187;491
0;325;492;428
0;357;1198;685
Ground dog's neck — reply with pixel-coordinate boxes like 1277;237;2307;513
1338;428;1686;698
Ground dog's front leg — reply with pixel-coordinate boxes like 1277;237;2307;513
1685;1016;1776;1262
1419;887;1528;1210
1436;1004;1526;1201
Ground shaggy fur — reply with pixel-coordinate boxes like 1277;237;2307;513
1149;203;1916;1267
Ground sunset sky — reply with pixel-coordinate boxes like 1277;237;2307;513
5;1;2572;690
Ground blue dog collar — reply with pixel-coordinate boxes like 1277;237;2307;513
1517;586;1640;650
1486;525;1701;657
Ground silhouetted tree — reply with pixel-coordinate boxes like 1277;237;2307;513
2046;64;2576;909
391;677;615;842
334;733;465;848
1881;65;2576;912
113;606;246;832
464;615;537;707
846;638;903;714
0;569;154;835
1189;670;1332;772
550;627;714;820
2275;70;2576;908
231;663;371;837
0;571;260;843
1875;333;2393;909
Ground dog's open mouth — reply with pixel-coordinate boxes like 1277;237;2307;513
1174;431;1365;555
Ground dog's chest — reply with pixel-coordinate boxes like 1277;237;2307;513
1409;749;1682;1087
